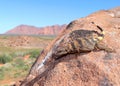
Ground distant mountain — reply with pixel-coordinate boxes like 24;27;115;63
5;24;67;35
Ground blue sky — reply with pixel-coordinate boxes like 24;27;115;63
0;0;120;34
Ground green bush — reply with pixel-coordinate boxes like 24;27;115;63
0;67;5;80
14;72;21;78
12;51;27;57
1;36;8;39
0;54;13;64
29;50;40;58
0;71;4;80
14;58;25;67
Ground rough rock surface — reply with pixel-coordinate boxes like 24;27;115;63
20;7;120;86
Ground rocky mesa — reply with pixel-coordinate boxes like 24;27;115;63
5;24;66;35
17;7;120;86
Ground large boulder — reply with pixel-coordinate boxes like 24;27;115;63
20;7;120;86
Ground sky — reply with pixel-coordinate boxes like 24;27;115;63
0;0;120;34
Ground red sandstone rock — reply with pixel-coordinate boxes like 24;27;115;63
19;7;120;86
5;24;66;35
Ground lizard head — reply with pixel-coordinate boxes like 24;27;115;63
97;30;105;41
92;30;104;42
91;22;105;42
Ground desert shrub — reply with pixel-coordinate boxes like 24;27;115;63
13;58;30;70
14;72;21;78
29;50;40;58
14;58;25;67
0;54;13;64
10;49;41;58
0;71;4;80
13;51;27;57
0;35;9;39
12;58;31;78
0;67;5;80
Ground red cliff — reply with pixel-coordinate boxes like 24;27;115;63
5;24;66;35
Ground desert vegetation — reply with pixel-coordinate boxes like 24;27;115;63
0;35;54;86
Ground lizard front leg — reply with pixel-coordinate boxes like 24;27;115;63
95;41;116;53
